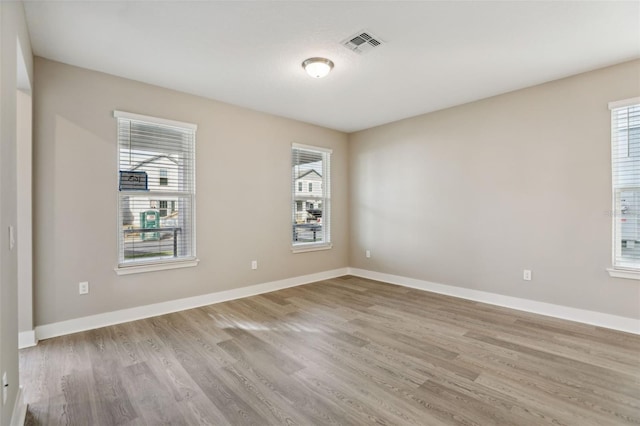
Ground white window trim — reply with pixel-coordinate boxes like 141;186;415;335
607;267;640;280
114;110;197;131
114;111;197;272
115;258;199;275
608;97;640;110
291;243;333;254
292;142;333;154
292;143;332;252
608;98;640;280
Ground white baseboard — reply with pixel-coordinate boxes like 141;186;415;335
348;268;640;335
18;330;37;349
30;265;639;343
10;386;26;426
35;267;349;341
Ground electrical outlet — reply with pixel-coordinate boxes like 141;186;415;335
365;250;371;258
523;270;532;281
251;260;258;270
2;371;7;405
79;281;89;295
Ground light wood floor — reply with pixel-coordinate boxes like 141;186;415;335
20;276;640;425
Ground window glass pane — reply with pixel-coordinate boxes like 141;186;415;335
117;112;196;266
120;195;193;261
616;189;640;267
612;104;640;269
292;145;331;246
159;168;169;186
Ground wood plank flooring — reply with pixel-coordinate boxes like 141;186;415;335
20;276;640;425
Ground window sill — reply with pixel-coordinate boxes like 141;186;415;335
607;267;640;280
115;258;199;275
291;243;332;254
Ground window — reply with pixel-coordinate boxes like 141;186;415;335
159;168;168;186
159;200;168;217
115;111;196;271
292;144;331;250
610;98;640;276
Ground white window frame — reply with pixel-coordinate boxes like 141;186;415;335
159;168;169;186
114;111;198;275
607;97;640;280
292;143;332;252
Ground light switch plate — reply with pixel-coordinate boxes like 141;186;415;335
8;226;15;250
2;371;7;405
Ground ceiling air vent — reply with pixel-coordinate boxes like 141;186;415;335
342;31;384;54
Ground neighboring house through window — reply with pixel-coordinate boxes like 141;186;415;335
609;98;640;277
115;111;197;271
292;143;331;250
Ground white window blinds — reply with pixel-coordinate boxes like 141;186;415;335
292;144;331;248
610;99;640;270
115;111;196;267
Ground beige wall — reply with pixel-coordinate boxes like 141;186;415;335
31;55;640;333
33;58;349;326
349;60;640;320
1;1;33;424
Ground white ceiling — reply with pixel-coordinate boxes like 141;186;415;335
23;1;640;133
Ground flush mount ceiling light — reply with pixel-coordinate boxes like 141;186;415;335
302;57;334;78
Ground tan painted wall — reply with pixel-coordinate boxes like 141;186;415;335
33;58;349;326
1;2;33;424
32;54;640;331
349;60;640;319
